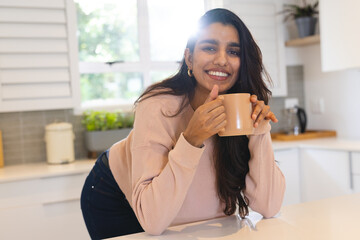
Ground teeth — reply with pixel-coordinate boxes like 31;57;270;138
208;71;229;77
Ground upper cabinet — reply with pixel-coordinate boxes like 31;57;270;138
320;0;360;72
0;0;80;112
207;0;287;97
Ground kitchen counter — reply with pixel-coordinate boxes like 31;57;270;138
0;159;95;183
0;137;359;183
112;193;360;240
272;137;360;152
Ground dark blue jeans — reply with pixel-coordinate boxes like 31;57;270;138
81;151;144;239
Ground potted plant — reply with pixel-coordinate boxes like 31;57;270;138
280;0;319;38
82;110;134;155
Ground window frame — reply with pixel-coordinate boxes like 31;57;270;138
76;0;183;113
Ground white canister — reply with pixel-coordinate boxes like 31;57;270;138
45;122;75;164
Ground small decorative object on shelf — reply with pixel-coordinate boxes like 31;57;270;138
279;0;319;38
82;110;134;158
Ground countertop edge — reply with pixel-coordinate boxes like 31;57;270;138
0;159;95;183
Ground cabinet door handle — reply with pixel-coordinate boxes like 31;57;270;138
350;152;354;190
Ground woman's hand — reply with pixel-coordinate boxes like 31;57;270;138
250;95;278;128
183;85;226;147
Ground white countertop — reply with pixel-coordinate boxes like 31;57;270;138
112;193;360;240
272;137;360;152
0;159;95;183
0;137;359;184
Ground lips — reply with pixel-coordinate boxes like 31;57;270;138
206;70;230;80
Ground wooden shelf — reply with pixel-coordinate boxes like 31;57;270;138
285;34;320;47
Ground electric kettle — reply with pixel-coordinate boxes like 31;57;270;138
285;106;307;135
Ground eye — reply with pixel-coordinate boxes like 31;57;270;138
201;45;216;53
228;49;240;57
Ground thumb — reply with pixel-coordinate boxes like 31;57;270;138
204;85;219;104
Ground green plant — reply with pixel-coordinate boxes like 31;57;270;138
280;0;319;22
82;110;134;131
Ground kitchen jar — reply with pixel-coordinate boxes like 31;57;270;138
45;122;75;164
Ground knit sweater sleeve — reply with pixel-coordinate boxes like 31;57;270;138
130;97;204;235
244;121;286;218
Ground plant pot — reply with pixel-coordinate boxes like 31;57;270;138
295;16;317;38
84;128;132;152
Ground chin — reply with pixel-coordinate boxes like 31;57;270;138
218;85;232;94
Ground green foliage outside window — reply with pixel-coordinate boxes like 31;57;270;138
80;72;143;102
76;1;139;62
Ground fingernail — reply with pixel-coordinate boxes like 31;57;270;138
254;122;258;128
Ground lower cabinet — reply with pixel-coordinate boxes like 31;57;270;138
0;172;89;240
300;148;352;202
351;151;360;193
274;148;301;206
274;146;358;206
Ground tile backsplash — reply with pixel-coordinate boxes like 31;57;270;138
0;66;304;166
0;110;87;166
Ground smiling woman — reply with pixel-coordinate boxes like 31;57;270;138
80;8;284;239
75;0;204;111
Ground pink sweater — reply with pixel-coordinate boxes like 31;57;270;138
109;94;285;235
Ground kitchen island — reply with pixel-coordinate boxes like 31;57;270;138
112;193;360;240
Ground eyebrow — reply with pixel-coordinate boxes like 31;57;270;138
198;39;240;48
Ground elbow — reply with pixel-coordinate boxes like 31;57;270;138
249;198;281;218
255;184;285;219
253;197;282;218
138;211;169;236
143;223;167;236
261;203;281;218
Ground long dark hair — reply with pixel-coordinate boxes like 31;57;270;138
136;8;271;218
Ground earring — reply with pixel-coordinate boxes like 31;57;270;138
187;68;193;77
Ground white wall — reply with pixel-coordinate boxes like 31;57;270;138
289;44;360;139
281;0;360;140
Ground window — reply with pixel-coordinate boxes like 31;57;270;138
75;0;204;111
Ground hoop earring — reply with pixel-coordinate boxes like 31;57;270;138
187;68;193;77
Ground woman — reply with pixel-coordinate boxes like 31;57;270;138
81;8;285;239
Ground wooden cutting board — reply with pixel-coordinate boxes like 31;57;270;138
0;131;4;167
271;130;337;141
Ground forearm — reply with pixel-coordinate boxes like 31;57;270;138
244;132;285;218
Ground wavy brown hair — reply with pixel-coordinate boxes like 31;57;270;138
136;8;271;218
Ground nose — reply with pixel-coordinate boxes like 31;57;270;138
213;49;228;66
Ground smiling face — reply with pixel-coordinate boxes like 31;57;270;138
185;22;241;101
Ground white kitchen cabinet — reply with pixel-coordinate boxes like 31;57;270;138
320;0;360;72
0;172;89;239
0;0;80;112
300;148;352;202
353;175;360;193
274;148;301;206
351;151;360;193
